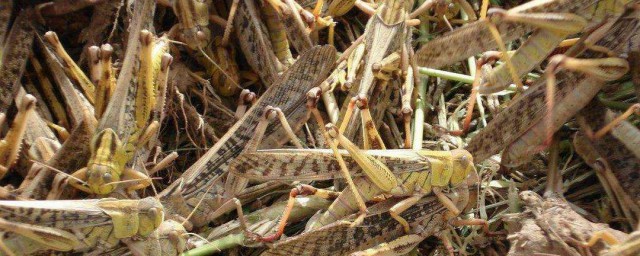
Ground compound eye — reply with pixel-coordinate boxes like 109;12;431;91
102;173;112;183
196;31;207;43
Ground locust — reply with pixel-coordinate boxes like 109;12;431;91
68;30;171;194
157;45;336;228
228;96;482;242
161;0;244;97
317;0;470;149
465;2;639;167
416;0;632;95
0;197;164;255
260;179;487;256
63;0;174;195
331;0;418;149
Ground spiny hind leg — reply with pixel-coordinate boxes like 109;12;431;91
0;94;36;178
331;94;386;150
221;0;240;46
225;105;303;197
245;184;340;242
400;44;419;148
306;91;370;217
389;193;425;233
243;105;304;153
354;96;386;150
433;186;461;217
235;89;257;119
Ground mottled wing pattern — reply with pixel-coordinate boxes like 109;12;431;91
230;151;358;181
178;45;336;197
234;0;282;86
262;197;446;255
415;20;528;68
0;0;11;45
0;10;35;110
0;200;111;229
467;8;640;163
230;149;428;181
415;0;599;69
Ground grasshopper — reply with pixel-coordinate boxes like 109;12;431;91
157;45;336;228
164;0;211;50
333;0;417;149
416;0;632;95
261;180;486;256
465;3;639;167
319;0;468;149
228;99;478;242
0;197;164;255
161;0;243;96
63;0;174;195
67;30;172;194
